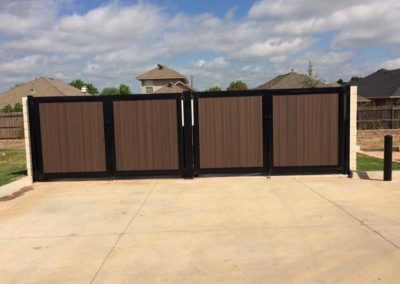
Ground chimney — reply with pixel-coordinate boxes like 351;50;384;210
81;86;88;93
157;64;163;70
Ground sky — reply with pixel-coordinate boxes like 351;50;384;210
0;0;399;93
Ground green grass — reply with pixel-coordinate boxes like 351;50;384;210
0;148;27;186
357;153;400;171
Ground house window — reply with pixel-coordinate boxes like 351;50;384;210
146;87;153;94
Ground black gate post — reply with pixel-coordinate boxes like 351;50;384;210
183;91;194;179
384;135;393;181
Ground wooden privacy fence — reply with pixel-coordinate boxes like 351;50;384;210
27;87;350;181
0;112;23;139
358;106;400;130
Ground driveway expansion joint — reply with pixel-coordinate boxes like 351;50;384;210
299;180;400;251
89;179;158;284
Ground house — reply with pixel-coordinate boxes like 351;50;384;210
255;70;328;89
136;64;197;94
353;68;400;105
0;77;86;108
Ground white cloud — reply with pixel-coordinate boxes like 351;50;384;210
0;0;399;91
383;58;400;70
233;37;312;60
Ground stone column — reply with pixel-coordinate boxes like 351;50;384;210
349;86;358;172
22;97;32;180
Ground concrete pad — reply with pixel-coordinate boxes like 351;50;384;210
0;176;400;283
0;235;118;283
126;177;358;234
0;180;154;238
301;177;400;225
95;226;400;283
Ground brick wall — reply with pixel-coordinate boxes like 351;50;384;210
358;129;400;150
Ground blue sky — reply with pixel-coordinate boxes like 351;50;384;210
0;0;399;93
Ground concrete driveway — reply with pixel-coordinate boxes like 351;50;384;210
0;175;400;283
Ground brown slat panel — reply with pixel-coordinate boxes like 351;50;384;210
113;100;179;171
39;102;106;173
273;94;339;167
198;96;263;168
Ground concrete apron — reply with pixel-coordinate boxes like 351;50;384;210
0;175;399;283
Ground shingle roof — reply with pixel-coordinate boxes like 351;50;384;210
154;81;197;94
355;68;400;99
0;77;85;108
255;71;328;89
136;64;188;83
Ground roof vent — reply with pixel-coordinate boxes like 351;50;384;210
157;64;163;70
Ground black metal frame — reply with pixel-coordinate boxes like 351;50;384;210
28;86;351;181
28;94;185;181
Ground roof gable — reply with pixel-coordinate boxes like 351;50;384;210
0;77;85;108
256;71;327;89
154;81;197;94
136;64;188;83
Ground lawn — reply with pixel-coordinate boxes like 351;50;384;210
357;153;400;171
0;148;26;186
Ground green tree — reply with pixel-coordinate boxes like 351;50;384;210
1;104;13;113
303;61;319;88
100;87;119;96
337;79;344;85
69;79;99;95
1;102;23;113
206;86;222;92
119;84;131;95
349;76;361;83
226;80;248;91
13;102;22;112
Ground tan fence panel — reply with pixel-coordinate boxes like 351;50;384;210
198;96;263;168
0;112;23;139
113;99;179;171
39;102;106;173
273;93;339;167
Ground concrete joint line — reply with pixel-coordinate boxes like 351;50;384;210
298;180;400;251
89;180;158;284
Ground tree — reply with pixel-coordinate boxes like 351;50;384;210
337;79;344;85
1;104;13;113
0;103;22;113
119;84;131;95
226;80;248;91
100;87;119;96
206;86;222;92
349;76;361;83
303;61;319;88
69;79;99;95
13;102;22;112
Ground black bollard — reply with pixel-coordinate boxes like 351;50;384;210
384;135;393;181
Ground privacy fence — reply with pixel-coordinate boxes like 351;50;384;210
357;106;400;130
0;112;23;140
27;87;350;181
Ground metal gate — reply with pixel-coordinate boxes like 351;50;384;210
28;94;184;181
188;88;349;177
28;87;350;181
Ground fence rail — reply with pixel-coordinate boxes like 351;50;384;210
0;112;23;139
357;106;400;130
